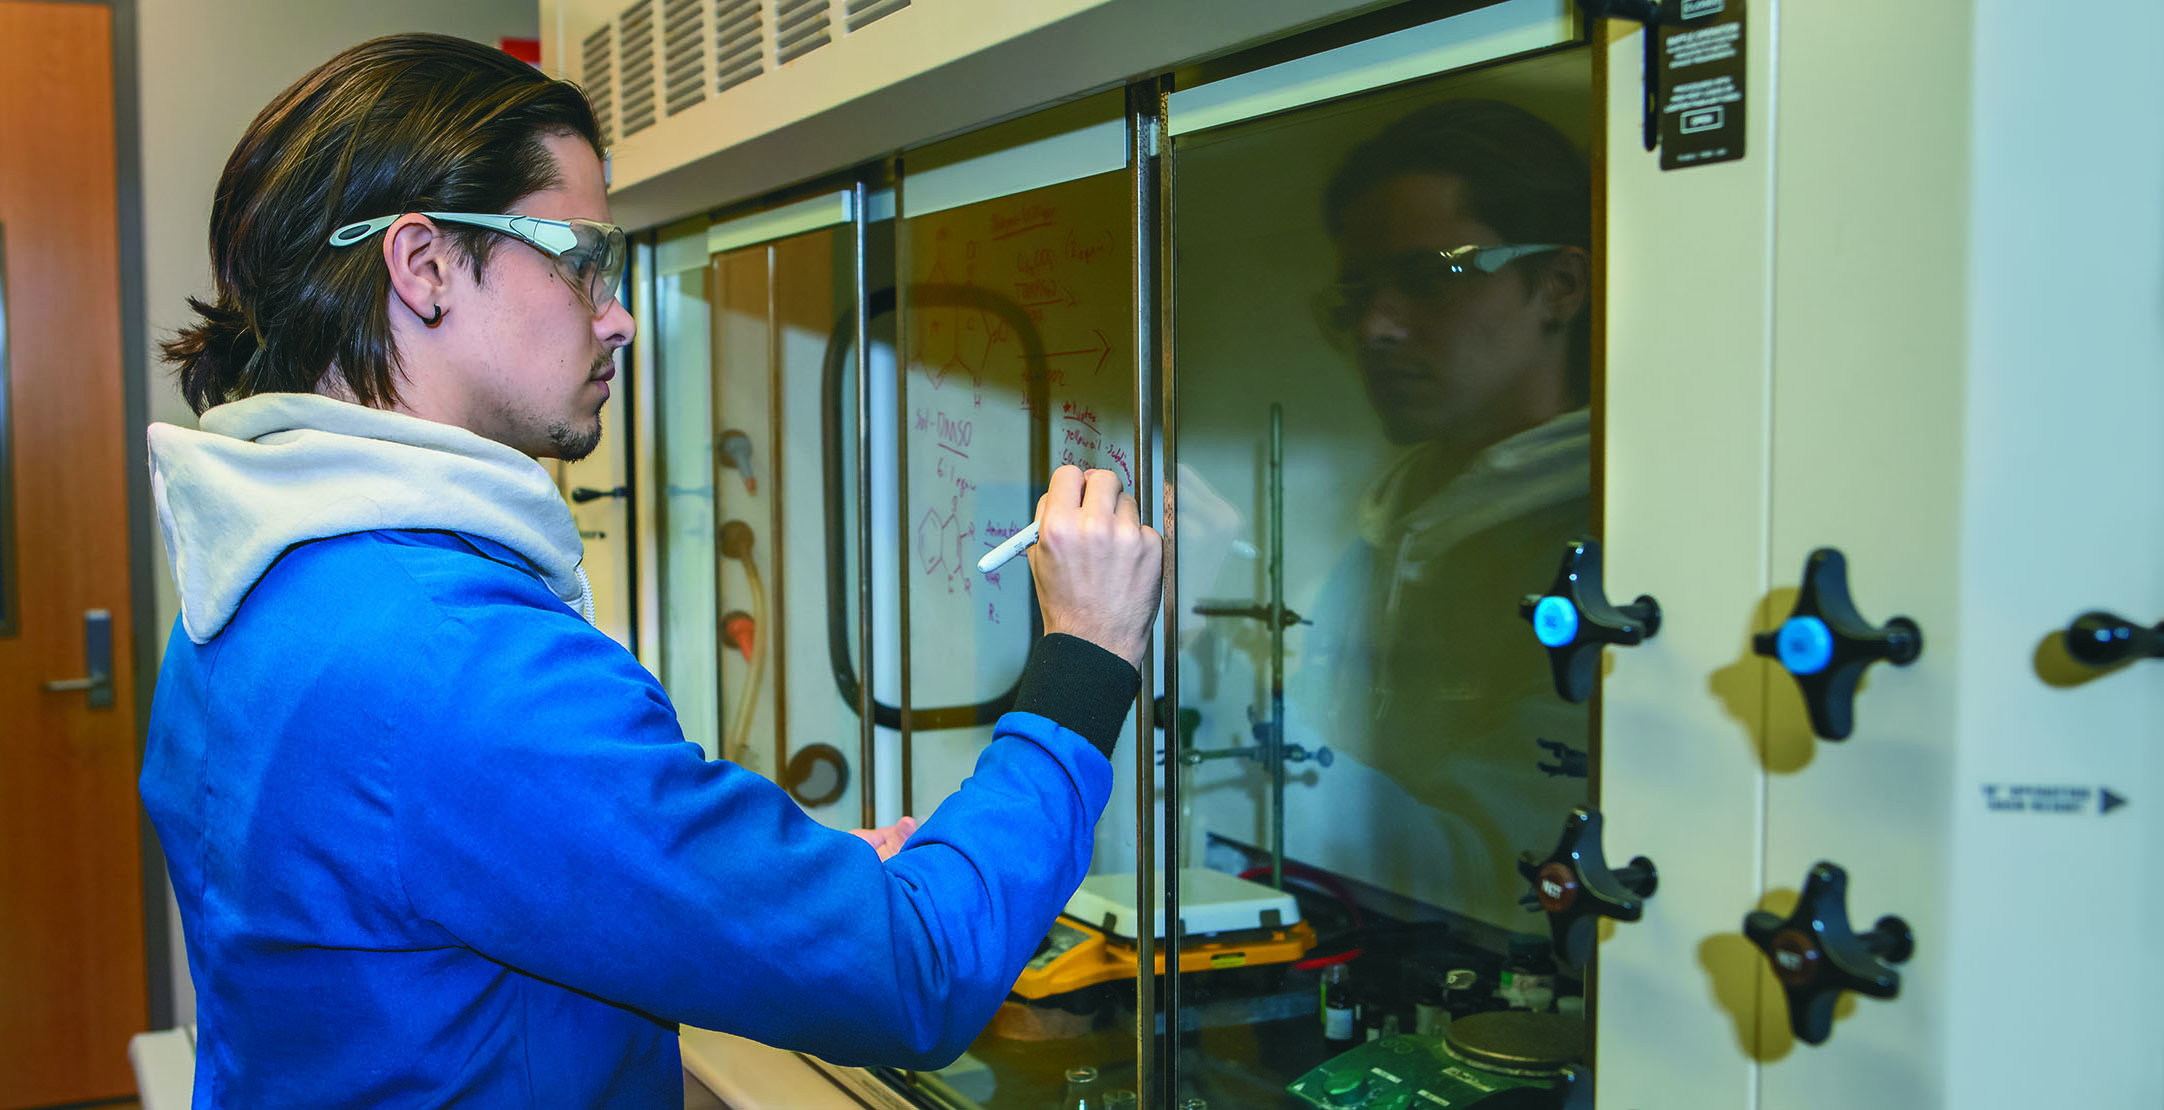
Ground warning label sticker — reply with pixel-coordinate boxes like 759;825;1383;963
1981;783;2130;816
1660;0;1747;169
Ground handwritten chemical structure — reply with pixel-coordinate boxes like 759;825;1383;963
904;175;1136;638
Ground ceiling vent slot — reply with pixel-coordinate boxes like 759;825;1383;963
714;0;764;93
579;24;615;147
662;0;707;115
618;0;659;137
774;0;831;65
844;0;908;31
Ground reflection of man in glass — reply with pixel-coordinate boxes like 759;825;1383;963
1303;99;1591;923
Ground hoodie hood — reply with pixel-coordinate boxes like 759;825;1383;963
149;392;593;644
1357;406;1592;564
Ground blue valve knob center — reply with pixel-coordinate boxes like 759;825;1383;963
1533;595;1579;648
1776;616;1835;675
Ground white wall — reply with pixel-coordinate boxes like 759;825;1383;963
134;0;539;1027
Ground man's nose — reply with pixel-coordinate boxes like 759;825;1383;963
1355;297;1407;349
597;297;637;349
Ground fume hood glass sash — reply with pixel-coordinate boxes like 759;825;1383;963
650;216;720;756
883;89;1149;1108
1164;26;1598;1108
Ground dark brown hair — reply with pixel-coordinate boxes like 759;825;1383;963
163;33;602;414
1324;99;1593;405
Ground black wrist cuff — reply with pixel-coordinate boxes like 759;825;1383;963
1012;634;1139;758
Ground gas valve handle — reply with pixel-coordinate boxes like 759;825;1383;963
1752;547;1922;739
1743;861;1913;1047
1518;538;1661;703
2063;611;2164;668
1516;807;1658;967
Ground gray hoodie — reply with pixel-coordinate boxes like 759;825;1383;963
1356;406;1592;616
147;392;593;645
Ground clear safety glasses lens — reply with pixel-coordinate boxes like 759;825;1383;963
561;219;627;311
1311;256;1474;346
1311;244;1567;346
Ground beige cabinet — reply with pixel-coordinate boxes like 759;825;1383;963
1593;5;1775;1105
1599;1;2164;1105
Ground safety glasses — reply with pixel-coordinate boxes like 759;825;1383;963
1314;243;1565;346
328;212;628;314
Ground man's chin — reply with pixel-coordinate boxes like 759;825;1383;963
1363;383;1454;445
546;418;604;462
1376;415;1448;446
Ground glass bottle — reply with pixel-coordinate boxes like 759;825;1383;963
1414;968;1449;1036
1501;935;1557;1013
1442;968;1481;1021
1322;962;1359;1052
1063;1064;1100;1110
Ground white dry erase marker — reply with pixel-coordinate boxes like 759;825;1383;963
976;521;1039;575
978;473;1129;574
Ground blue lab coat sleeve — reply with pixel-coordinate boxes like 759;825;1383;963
389;568;1129;1070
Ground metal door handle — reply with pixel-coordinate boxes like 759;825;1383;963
40;609;113;710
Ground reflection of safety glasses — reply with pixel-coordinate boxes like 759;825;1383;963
328;212;628;314
1313;242;1564;345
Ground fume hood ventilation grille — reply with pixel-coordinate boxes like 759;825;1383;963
715;0;764;93
774;0;831;64
580;25;615;148
576;0;921;144
618;0;658;137
845;0;909;31
662;0;707;116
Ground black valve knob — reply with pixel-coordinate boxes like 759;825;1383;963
1743;862;1913;1047
1516;807;1657;967
1752;548;1922;740
2063;611;2164;668
1518;539;1661;703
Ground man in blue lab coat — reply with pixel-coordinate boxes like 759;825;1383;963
141;33;1162;1107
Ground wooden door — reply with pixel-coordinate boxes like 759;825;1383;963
0;3;146;1106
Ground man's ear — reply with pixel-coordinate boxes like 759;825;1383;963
1540;246;1592;330
381;215;454;325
